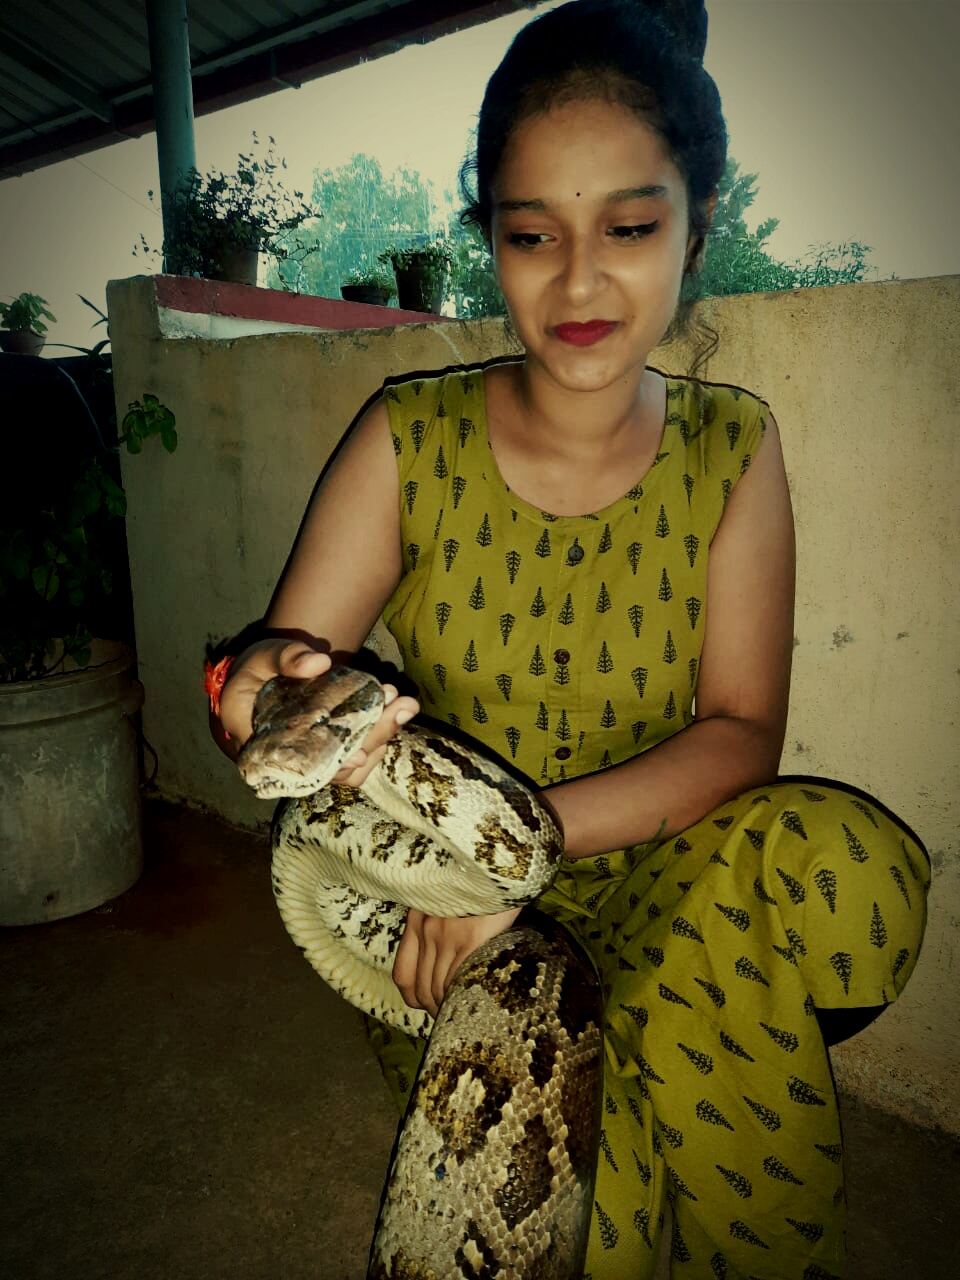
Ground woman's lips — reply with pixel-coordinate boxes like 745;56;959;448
552;320;617;346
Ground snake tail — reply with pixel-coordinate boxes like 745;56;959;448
368;912;604;1280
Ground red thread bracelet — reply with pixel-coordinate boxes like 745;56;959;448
204;655;234;736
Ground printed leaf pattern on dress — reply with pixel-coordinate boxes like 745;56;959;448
375;370;924;1275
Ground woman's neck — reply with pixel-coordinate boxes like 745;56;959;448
486;360;667;516
511;359;654;459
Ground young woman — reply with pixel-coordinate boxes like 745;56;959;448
214;2;929;1274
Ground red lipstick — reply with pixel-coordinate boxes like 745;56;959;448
553;320;617;346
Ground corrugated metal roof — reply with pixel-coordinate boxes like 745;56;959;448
0;0;540;179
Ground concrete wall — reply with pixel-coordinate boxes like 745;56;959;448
107;273;959;1134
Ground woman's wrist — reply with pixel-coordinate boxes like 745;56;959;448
204;635;277;758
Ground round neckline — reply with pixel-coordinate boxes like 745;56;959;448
475;364;678;525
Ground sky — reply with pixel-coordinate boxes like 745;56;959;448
0;0;957;348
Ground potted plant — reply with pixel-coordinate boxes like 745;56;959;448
0;292;56;356
379;236;453;314
0;391;177;925
340;267;396;307
137;133;321;286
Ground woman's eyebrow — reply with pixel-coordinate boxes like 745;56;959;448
496;184;669;214
496;198;547;213
607;184;669;201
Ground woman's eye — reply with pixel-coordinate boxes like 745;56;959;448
507;232;550;249
609;222;659;240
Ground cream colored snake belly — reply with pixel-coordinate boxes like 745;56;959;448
238;667;603;1277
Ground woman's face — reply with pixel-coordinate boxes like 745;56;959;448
491;97;695;395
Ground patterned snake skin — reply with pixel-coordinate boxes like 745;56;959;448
238;668;604;1277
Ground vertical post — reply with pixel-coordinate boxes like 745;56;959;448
145;0;196;273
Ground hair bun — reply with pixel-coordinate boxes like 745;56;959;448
637;0;708;61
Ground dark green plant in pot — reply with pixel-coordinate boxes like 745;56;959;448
137;134;321;284
0;292;56;335
340;266;396;306
0;394;177;682
0;293;57;354
379;236;453;313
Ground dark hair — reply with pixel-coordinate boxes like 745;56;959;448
459;0;727;366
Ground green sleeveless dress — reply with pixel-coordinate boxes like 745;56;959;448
359;365;929;1279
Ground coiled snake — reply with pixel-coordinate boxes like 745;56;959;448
239;666;603;1278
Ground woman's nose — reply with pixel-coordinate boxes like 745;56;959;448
560;235;605;304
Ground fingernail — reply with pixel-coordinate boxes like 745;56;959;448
395;710;412;725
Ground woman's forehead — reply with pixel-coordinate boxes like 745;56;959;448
494;99;683;202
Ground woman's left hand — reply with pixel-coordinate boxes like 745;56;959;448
329;682;420;789
393;906;523;1017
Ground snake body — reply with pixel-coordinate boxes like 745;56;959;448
238;667;603;1277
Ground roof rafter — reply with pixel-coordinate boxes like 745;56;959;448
0;0;539;180
0;24;115;124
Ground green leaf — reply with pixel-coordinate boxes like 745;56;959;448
73;477;101;518
104;488;127;518
79;294;109;326
34;566;59;600
122;405;146;448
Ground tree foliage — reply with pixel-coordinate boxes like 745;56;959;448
271;152;877;314
445;215;505;319
698;159;876;298
267;153;439;296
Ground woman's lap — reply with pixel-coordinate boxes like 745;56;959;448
546;777;930;1278
365;778;930;1278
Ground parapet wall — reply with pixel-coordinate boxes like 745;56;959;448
108;273;960;1134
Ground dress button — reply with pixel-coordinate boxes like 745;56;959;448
555;746;572;761
566;540;585;565
553;648;571;665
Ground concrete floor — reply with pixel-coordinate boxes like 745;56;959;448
2;799;958;1280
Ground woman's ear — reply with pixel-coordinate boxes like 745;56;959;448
686;192;718;273
685;235;705;275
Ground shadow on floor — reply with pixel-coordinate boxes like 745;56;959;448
2;799;958;1279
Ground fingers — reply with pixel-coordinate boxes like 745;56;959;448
275;644;332;679
367;686;421;749
393;910;453;1018
392;908;426;1012
393;909;524;1017
333;689;420;788
332;742;388;788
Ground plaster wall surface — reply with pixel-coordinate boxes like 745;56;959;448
107;273;959;1133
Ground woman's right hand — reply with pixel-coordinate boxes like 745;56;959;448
215;641;419;786
218;641;331;753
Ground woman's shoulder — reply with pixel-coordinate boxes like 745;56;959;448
662;371;771;459
382;363;488;422
664;371;771;427
656;372;772;493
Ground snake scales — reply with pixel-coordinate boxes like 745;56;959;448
238;666;603;1278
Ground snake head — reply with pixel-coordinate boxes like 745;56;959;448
237;667;385;798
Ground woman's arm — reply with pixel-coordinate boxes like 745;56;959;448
215;398;419;761
547;411;796;856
